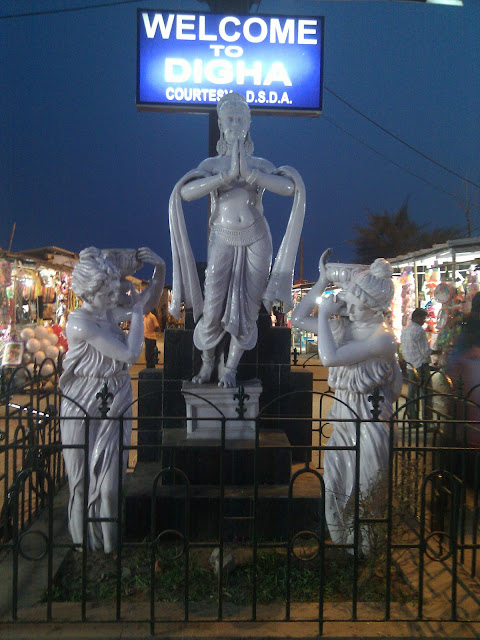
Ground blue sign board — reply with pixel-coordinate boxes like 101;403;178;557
137;10;324;116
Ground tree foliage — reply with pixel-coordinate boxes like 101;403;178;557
351;200;462;264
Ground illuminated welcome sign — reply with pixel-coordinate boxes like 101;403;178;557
136;10;324;116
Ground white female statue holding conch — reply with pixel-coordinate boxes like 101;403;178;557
169;91;305;388
292;249;402;554
59;246;165;553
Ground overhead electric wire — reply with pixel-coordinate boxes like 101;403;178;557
321;113;458;200
326;86;480;190
0;0;144;19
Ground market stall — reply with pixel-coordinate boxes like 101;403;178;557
0;247;77;379
389;237;480;366
290;282;315;354
289;281;341;355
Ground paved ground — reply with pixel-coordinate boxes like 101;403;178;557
0;614;478;639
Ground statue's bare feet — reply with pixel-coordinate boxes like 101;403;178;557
192;360;214;384
218;368;236;388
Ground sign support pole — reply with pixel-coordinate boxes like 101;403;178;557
206;0;253;227
206;0;253;158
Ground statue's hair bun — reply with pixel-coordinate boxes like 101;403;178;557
370;258;393;279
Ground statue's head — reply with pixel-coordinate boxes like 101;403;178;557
343;258;394;313
72;247;121;304
216;91;254;155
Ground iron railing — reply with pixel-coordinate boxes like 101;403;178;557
0;360;478;636
0;362;65;541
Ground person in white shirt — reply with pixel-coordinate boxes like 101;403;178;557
401;308;431;418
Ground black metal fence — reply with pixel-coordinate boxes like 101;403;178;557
0;362;65;541
0;359;478;636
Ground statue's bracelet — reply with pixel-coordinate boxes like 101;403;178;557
246;169;259;185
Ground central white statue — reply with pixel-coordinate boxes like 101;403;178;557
169;92;305;388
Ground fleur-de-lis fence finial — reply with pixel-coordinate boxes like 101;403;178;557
96;381;113;418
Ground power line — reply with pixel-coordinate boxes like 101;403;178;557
321;113;459;200
0;0;144;19
326;86;480;190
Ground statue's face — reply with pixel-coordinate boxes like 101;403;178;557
338;290;377;323
219;103;250;145
91;277;120;312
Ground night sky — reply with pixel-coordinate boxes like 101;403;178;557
1;0;479;284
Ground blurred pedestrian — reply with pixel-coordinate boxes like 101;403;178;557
445;292;480;481
401;307;431;418
144;310;160;368
449;291;480;365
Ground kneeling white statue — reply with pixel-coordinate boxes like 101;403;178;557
169;91;305;388
59;246;165;553
292;249;402;555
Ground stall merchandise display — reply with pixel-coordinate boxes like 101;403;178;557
290;284;320;354
399;268;416;328
0;257;75;379
19;323;67;377
433;271;479;368
463;265;480;312
1;341;24;367
390;276;403;342
421;268;441;348
0;322;68;393
0;261;13;341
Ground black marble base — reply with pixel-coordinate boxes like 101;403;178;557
137;368;164;463
161;428;292;485
137;326;314;464
124;464;321;542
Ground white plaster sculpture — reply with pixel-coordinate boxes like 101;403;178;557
292;249;402;555
169;91;305;388
59;247;165;553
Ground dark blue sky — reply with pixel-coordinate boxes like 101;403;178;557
1;0;479;283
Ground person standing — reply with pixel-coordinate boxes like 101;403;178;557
401;308;431;417
144;310;160;368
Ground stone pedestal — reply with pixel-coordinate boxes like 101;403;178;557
128;306;316;540
182;379;262;440
162;310;313;458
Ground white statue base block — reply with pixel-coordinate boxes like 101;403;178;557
182;379;262;440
